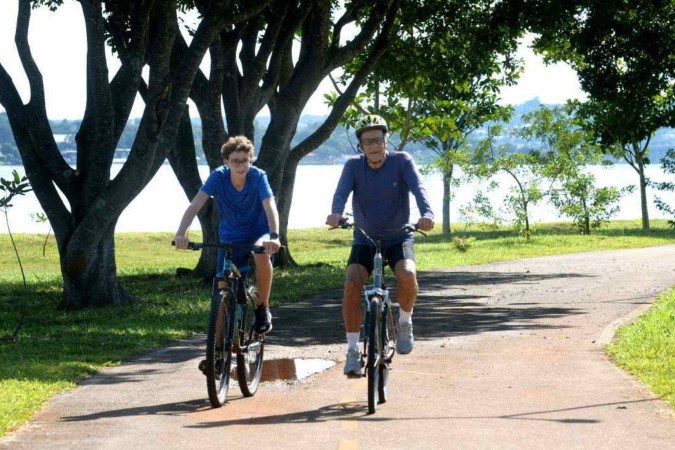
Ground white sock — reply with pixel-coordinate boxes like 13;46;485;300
398;308;413;324
346;332;360;351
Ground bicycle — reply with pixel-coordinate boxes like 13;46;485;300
174;241;266;407
332;219;426;414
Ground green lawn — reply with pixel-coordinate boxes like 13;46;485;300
607;288;675;408
0;220;673;436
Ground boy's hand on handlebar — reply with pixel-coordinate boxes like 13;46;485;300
417;217;434;232
326;213;343;228
173;235;190;249
263;237;281;255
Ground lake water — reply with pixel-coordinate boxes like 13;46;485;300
0;163;673;234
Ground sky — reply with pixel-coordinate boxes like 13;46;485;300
0;2;587;121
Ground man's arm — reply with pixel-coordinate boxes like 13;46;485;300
173;191;209;249
327;162;354;227
403;157;435;231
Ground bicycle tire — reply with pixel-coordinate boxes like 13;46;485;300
206;289;234;407
378;301;395;404
236;285;265;397
367;297;381;414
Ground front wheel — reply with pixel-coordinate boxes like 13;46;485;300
206;289;234;407
236;285;265;397
367;297;381;414
378;302;394;404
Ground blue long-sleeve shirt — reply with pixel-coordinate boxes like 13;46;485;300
331;152;434;245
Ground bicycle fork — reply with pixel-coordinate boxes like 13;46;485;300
363;291;391;367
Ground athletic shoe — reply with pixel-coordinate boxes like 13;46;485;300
254;306;273;334
343;348;363;377
396;320;414;354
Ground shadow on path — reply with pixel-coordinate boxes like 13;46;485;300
60;397;653;427
269;269;589;347
185;397;657;427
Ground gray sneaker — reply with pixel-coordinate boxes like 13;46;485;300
343;348;363;377
396;320;414;354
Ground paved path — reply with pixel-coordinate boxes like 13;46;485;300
2;245;675;449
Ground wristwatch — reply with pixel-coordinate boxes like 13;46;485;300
269;232;280;239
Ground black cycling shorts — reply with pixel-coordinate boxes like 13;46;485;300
347;241;415;275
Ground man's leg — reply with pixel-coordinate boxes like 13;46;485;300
394;258;418;354
394;258;418;313
343;263;369;332
343;263;368;376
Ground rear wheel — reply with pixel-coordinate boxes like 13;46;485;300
206;289;234;407
367;297;381;414
237;285;265;397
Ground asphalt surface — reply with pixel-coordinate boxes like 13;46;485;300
2;245;674;449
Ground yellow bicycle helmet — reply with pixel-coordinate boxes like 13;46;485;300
355;114;388;139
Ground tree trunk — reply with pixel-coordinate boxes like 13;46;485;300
523;200;531;239
59;223;132;309
275;154;301;268
636;149;650;230
168;109;220;277
442;167;453;235
582;196;590;234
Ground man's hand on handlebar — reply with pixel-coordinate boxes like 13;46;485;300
416;217;434;232
326;213;343;228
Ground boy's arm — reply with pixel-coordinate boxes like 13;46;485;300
262;196;281;254
173;191;209;249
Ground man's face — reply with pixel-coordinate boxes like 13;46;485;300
224;150;252;176
359;129;386;164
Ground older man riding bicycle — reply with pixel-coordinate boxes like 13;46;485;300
326;114;435;377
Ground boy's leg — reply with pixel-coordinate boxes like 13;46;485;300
251;252;273;334
253;252;273;307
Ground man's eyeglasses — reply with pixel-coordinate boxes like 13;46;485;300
360;137;385;147
229;158;252;167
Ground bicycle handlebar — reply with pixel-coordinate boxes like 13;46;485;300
329;218;427;242
172;241;267;254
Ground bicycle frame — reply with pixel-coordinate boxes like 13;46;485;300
177;241;266;406
332;219;423;413
216;248;248;353
361;239;394;369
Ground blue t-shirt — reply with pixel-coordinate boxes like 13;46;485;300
331;152;434;246
201;165;273;243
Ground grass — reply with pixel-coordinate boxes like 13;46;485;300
0;219;673;436
607;288;675;409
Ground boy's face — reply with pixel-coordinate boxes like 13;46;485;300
224;150;252;177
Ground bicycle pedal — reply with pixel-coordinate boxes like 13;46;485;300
198;359;208;376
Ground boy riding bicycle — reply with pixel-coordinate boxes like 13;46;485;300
326;114;435;377
173;135;281;334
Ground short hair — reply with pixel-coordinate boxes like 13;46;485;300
220;136;255;160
